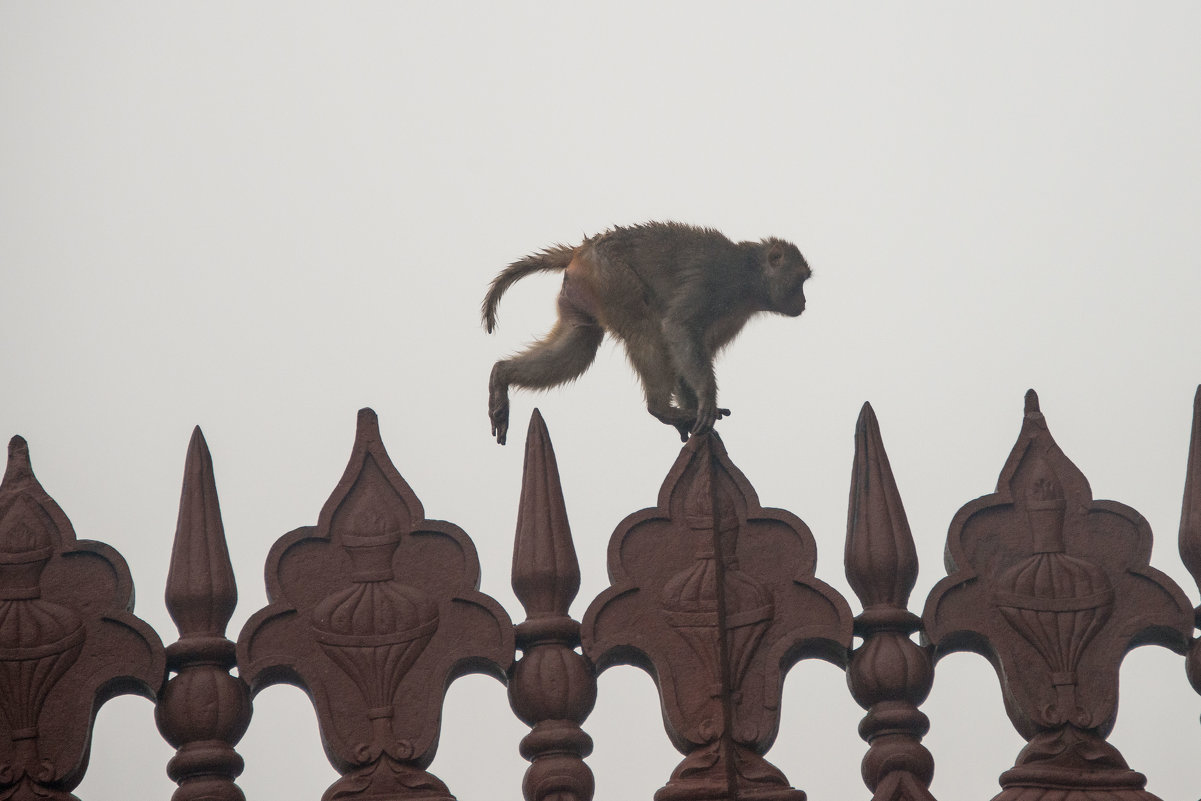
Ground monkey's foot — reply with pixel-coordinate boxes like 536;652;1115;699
650;407;714;442
689;405;731;438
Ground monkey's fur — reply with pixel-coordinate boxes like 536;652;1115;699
483;222;810;445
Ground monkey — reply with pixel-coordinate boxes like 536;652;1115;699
482;221;811;445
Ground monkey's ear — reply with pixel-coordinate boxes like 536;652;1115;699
767;243;785;266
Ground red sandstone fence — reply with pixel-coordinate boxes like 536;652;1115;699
2;388;1200;801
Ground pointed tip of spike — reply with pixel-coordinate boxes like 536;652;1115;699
184;426;213;473
3;435;32;486
524;408;550;454
856;401;878;431
356;407;381;438
8;435;28;459
188;425;206;450
1025;389;1041;415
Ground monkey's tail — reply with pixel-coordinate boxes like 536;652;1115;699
482;244;576;333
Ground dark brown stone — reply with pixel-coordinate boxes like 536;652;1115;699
507;410;596;801
923;391;1193;801
156;427;251;801
236;409;514;801
1179;387;1201;702
581;432;852;801
844;403;936;801
0;436;165;801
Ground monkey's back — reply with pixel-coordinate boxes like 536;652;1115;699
588;221;734;267
565;222;756;344
586;222;746;289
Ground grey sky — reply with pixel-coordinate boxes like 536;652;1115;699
3;3;1200;799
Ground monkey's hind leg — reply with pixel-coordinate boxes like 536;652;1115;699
488;318;604;445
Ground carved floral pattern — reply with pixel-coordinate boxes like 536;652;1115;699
582;433;852;801
923;391;1192;801
237;410;514;801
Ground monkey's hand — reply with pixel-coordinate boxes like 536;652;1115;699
491;415;509;445
489;394;510;445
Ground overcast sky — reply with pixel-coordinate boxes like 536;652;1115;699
3;4;1200;800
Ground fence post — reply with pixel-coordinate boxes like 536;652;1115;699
156;428;251;801
844;403;935;801
507;411;596;801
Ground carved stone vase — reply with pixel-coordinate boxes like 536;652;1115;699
0;510;85;798
311;531;440;769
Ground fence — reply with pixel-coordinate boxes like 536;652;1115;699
2;387;1200;801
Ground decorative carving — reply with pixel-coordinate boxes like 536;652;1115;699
156;428;251;801
581;433;852;801
0;435;165;801
507;411;596;801
237;409;514;801
844;403;936;801
922;391;1193;801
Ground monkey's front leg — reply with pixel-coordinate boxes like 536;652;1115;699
674;380;731;436
662;317;723;437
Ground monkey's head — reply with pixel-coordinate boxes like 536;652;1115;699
760;238;810;317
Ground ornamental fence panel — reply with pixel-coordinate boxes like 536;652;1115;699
2;387;1199;801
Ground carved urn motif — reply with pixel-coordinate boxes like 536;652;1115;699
311;528;440;765
0;436;164;801
0;499;85;793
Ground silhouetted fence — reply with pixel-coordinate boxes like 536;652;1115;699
2;388;1200;801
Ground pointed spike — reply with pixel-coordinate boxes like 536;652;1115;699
357;407;381;440
1179;386;1201;596
1025;389;1040;415
3;435;33;487
512;409;580;618
7;435;28;460
846;401;918;609
165;425;237;638
856;401;877;437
